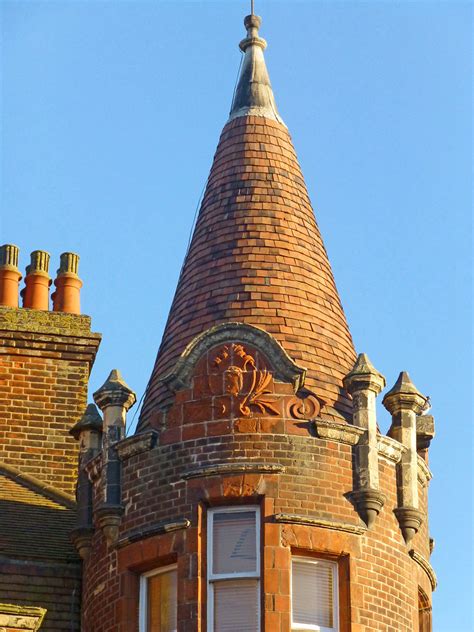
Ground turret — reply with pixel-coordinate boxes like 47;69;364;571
383;372;429;544
79;11;437;631
93;370;136;544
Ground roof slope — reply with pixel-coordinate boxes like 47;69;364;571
0;465;77;562
139;15;355;428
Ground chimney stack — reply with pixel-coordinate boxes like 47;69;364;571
21;250;51;310
0;244;22;308
52;252;82;314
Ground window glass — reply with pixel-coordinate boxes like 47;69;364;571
418;587;432;632
208;507;260;632
140;566;177;632
212;510;257;575
213;579;259;632
292;557;338;632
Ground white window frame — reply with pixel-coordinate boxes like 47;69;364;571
207;505;261;632
139;563;177;632
291;556;339;632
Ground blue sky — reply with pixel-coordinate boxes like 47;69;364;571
1;1;472;628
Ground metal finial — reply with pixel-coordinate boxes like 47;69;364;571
251;0;255;15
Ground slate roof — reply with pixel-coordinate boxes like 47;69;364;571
0;465;78;562
139;15;356;429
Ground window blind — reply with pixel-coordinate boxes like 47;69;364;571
213;579;259;632
292;558;335;629
212;511;257;575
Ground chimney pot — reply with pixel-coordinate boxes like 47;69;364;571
0;244;22;308
52;252;82;314
22;250;51;310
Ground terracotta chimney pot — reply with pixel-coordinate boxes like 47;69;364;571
21;250;51;310
52;252;82;314
0;244;22;308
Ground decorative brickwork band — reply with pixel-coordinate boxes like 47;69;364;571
52;252;83;314
0;244;22;308
21;250;51;310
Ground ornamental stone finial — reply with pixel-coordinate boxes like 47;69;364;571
229;12;284;125
382;371;427;415
70;403;103;440
240;14;266;51
93;369;136;412
343;353;386;395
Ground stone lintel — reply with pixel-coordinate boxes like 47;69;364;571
117;518;191;548
182;461;285;480
313;419;364;445
116;431;159;461
274;513;366;535
409;549;438;590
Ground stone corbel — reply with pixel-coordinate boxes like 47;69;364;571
70;526;95;561
96;504;124;545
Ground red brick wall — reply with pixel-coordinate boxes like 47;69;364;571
82;337;433;631
0;308;100;496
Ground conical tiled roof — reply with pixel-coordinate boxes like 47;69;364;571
139;14;356;429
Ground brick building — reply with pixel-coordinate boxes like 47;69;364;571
0;10;436;632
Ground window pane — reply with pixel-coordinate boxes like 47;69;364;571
147;568;177;632
214;579;259;632
292;559;335;629
212;511;257;575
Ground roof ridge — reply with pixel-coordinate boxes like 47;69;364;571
0;461;76;509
